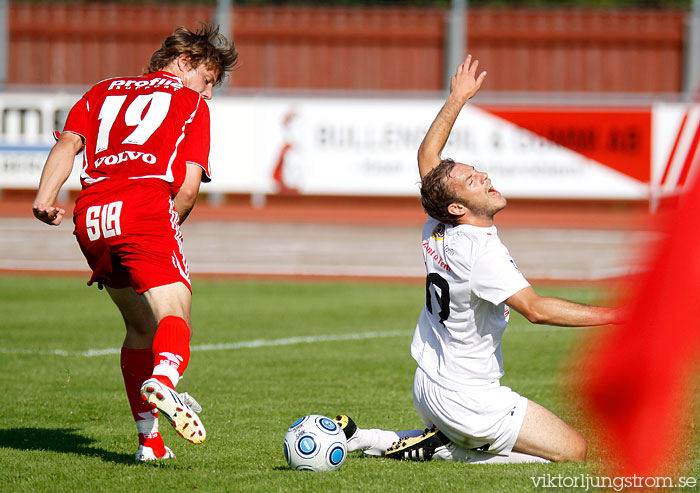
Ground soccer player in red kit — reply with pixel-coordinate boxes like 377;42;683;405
32;23;238;461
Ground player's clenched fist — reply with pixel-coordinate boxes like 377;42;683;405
32;204;65;226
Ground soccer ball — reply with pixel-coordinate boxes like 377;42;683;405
283;414;347;471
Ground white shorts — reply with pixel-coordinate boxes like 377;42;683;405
412;366;528;456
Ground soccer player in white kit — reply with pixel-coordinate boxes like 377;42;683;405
336;55;619;464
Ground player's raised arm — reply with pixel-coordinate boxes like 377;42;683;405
417;54;486;180
32;131;83;226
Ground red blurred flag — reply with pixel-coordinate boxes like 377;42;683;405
581;178;700;477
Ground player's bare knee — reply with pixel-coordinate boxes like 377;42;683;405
572;436;588;462
553;435;587;463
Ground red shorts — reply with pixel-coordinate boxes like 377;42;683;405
73;180;191;294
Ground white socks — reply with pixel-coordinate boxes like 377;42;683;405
135;411;159;435
348;426;549;463
347;428;425;456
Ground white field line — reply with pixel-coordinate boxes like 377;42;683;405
1;330;412;357
1;326;586;358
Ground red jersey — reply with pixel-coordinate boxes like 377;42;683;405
64;71;212;197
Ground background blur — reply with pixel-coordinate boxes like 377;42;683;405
5;0;696;94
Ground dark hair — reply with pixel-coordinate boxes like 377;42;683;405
147;23;239;86
420;158;463;226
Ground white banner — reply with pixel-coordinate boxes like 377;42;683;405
0;94;83;190
0;92;663;200
209;96;649;198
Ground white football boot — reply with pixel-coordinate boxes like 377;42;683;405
135;444;175;461
140;379;206;444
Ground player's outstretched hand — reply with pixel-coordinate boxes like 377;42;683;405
450;54;487;104
33;203;65;226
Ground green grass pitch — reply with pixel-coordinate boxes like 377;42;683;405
1;275;697;492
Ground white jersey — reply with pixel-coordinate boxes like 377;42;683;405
411;217;530;391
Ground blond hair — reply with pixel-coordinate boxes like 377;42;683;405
147;23;238;86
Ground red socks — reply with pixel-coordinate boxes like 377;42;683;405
121;347;158;421
150;316;191;389
121;316;191;456
121;347;167;454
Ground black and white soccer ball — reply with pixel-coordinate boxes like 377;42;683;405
283;414;347;471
